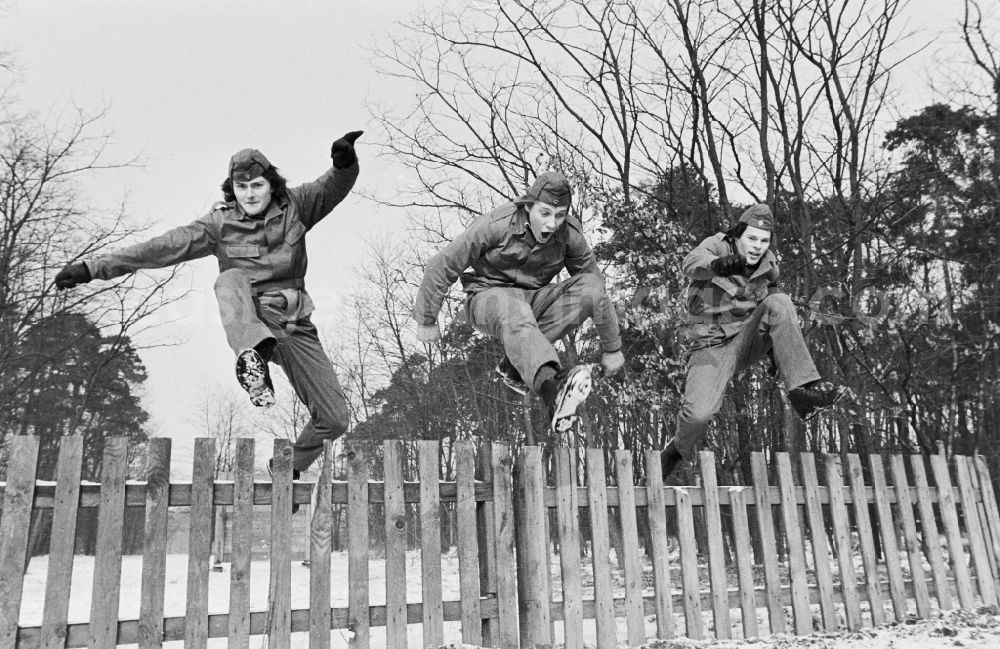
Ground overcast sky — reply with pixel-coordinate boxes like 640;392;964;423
0;0;971;474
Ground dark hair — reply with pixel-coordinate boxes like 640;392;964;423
220;166;289;202
722;221;748;244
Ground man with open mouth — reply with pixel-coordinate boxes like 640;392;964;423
660;203;849;478
413;171;625;435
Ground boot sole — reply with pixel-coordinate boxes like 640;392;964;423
550;366;593;433
236;349;275;408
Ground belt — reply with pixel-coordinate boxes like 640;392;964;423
252;277;305;295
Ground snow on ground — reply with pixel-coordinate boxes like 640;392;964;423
18;550;1000;649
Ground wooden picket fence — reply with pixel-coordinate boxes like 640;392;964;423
2;435;1000;649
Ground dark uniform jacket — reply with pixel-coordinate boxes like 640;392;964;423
86;162;359;319
682;233;780;349
413;201;621;350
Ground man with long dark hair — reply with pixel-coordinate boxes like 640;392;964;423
660;203;847;478
55;131;362;479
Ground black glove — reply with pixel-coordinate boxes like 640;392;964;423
710;254;747;276
330;130;363;169
55;262;92;290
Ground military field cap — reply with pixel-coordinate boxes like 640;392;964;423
229;148;272;182
738;203;774;231
515;171;572;208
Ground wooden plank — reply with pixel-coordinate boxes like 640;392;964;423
491;443;519;649
846;454;886;625
0;435;40;649
675;487;702;640
384;440;407;649
910;455;952;610
728;488;759;639
799;453;837;631
555;448;583;649
268;440;294;649
40;436;83;649
184;438;215;649
585;448;617;648
643;449;675;640
419;440;444;648
867;454;908;620
515;446;551;648
930;453;976;608
750;452;785;634
475;444;497;646
89;437;128;649
309;442;334;649
698;451;731;639
824;455;862;631
456;441;482;646
615;450;645;647
137;438;171;649
955;455;998;605
775;453;811;635
975;456;1000;596
888;454;931;618
227;438;254;649
347;445;370;649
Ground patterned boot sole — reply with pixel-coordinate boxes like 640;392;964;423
236;348;275;408
550;365;593;434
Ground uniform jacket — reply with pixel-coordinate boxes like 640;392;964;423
413;201;621;350
682;233;780;349
86;162;359;319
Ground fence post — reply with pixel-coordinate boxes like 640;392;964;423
514;445;551;648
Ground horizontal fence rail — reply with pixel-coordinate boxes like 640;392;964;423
1;435;999;649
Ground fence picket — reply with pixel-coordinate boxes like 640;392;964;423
910;455;952;609
456;441;482;646
491;443;519;649
268;440;294;649
137;438;171;649
227;439;254;649
585;448;617;648
476;445;497;646
555;448;583;649
384;440;407;649
0;435;40;649
750;452;785;634
728;487;759;639
347;445;370;649
183;438;215;649
643;450;675;640
974;456;1000;592
846;454;886;626
775;453;811;635
955;456;998;605
698;451;731;639
799;453;837;631
888;455;931;617
675;487;702;640
309;442;334;649
930;453;976;608
90;437;128;649
419;440;444;648
614;450;645;646
40;436;83;649
868;455;908;620
824;455;862;631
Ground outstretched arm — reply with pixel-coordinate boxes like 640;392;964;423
290;131;362;229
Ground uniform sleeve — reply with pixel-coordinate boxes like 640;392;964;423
412;214;503;326
681;235;727;280
85;215;218;281
565;224;622;353
288;161;360;229
564;222;601;276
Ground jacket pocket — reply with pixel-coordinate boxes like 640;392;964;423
226;245;260;258
284;219;307;245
